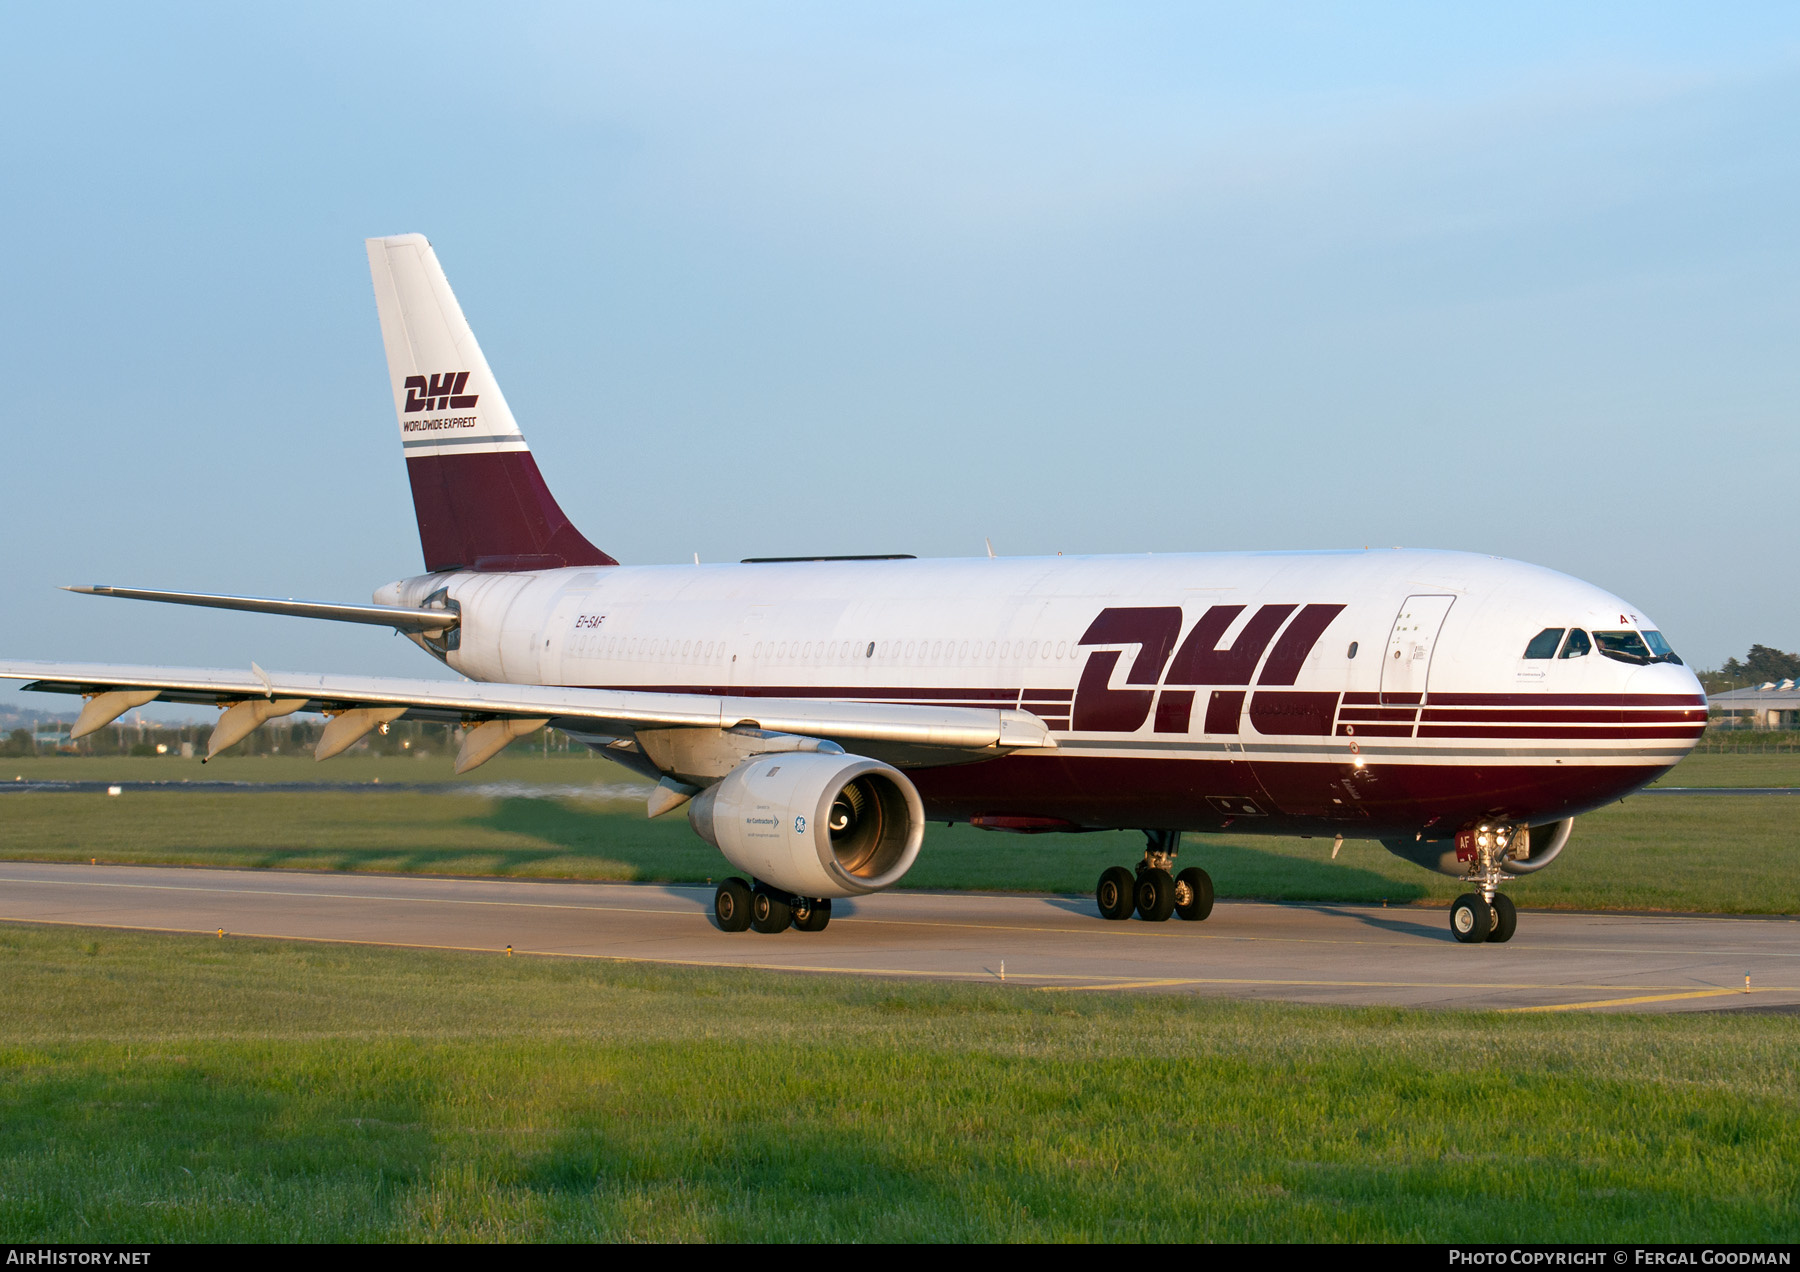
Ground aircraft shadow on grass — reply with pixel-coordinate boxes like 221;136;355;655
1032;839;1430;918
235;796;710;879
467;796;729;880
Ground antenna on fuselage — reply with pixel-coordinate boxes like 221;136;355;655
985;538;995;559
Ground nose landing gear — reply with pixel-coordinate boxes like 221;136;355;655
1450;823;1521;944
1096;831;1214;923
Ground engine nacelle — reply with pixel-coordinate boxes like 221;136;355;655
1380;818;1574;877
687;752;925;899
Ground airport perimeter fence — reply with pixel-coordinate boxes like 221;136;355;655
1692;729;1800;753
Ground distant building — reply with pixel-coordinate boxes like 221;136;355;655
1709;681;1800;729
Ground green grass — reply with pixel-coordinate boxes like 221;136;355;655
0;750;616;786
0;923;1794;1242
10;742;1796;787
3;784;1795;914
1648;751;1800;787
4;749;1797;913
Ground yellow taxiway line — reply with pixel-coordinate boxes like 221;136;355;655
3;915;1795;1010
1504;987;1761;1013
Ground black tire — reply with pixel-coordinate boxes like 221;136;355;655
792;898;832;932
1450;894;1492;944
1175;866;1215;921
1096;866;1135;921
1134;868;1177;922
1487;893;1517;943
750;886;793;934
714;877;753;933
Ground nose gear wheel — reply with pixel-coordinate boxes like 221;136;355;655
1448;822;1524;944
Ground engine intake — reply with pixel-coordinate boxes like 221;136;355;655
687;752;925;899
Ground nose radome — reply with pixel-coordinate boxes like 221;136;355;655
1626;661;1705;698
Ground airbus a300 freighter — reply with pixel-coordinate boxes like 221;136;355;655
3;235;1707;944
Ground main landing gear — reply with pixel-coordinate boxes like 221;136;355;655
1450;823;1520;944
1096;831;1214;923
713;877;832;934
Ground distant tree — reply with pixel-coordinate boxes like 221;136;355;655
1719;644;1800;686
1;728;32;757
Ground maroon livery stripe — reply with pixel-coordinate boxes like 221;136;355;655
407;452;616;573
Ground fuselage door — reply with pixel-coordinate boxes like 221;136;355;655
1381;595;1456;704
539;590;592;686
731;605;772;691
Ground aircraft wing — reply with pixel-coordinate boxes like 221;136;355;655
0;660;1056;768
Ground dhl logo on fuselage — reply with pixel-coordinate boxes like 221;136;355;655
1072;604;1344;733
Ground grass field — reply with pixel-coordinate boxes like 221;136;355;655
9;745;1798;787
3;769;1797;914
1;923;1794;1243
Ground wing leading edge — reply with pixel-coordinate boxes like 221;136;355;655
0;660;1056;773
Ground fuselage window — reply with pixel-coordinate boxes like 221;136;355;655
1347;641;1359;659
1523;628;1565;659
1055;641;1067;658
866;642;875;658
1561;629;1591;659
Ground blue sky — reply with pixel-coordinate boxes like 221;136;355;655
3;3;1797;717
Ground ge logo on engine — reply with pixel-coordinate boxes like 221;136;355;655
794;816;806;834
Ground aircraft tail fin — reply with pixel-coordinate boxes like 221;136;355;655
365;234;615;573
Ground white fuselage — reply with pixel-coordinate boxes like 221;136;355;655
376;548;1705;837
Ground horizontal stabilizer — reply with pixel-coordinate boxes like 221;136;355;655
65;586;459;634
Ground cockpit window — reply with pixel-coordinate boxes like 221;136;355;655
1595;630;1682;666
1523;628;1565;659
1560;628;1591;659
1594;630;1651;664
1641;630;1683;665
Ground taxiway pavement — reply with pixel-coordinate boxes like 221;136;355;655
2;861;1795;1014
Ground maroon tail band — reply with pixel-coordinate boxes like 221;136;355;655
406;451;616;573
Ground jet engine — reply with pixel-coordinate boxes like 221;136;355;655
687;752;925;899
1381;817;1574;877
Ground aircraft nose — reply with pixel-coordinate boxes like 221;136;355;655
1625;661;1705;698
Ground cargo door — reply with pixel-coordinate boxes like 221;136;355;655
1381;595;1455;705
